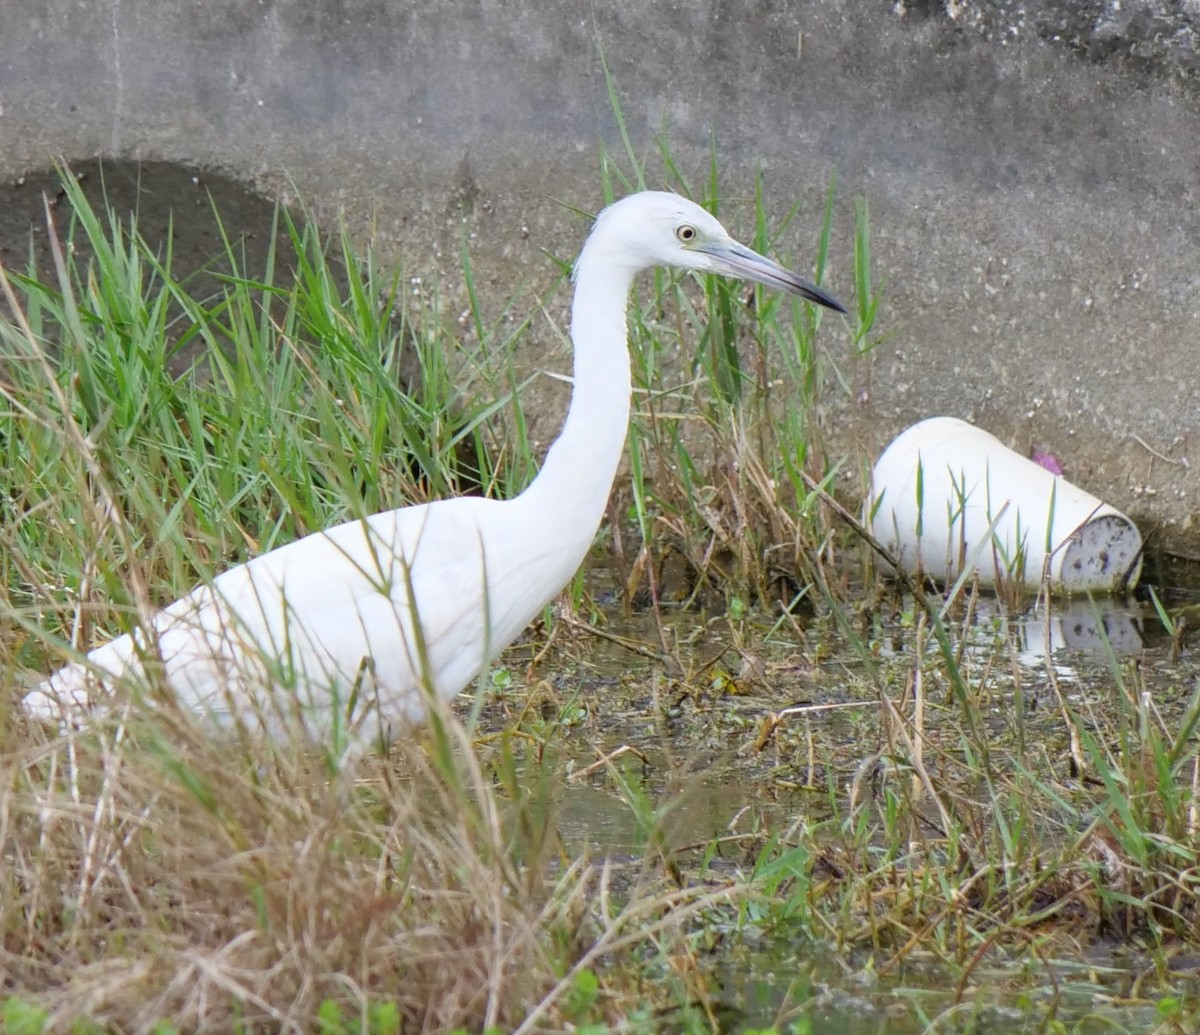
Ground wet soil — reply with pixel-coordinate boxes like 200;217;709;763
0;158;287;299
504;591;1198;1033
471;588;1177;861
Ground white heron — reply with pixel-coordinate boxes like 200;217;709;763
26;191;845;748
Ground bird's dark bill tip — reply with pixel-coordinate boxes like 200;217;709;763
802;284;848;314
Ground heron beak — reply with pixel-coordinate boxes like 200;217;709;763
699;240;847;314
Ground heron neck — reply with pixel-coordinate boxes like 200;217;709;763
519;257;635;545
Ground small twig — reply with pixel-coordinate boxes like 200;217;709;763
799;470;901;570
557;611;669;665
566;744;649;782
776;699;879;719
752;699;881;752
1131;432;1188;467
527;607;564;669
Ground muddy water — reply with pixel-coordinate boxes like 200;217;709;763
534;589;1194;1033
550;593;1167;850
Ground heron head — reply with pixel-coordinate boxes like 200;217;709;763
586;191;846;313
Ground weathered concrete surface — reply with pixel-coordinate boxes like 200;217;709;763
2;1;1200;548
940;0;1200;78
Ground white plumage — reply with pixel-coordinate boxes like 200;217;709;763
26;191;845;748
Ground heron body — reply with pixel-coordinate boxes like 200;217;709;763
27;191;845;747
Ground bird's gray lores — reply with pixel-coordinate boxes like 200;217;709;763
26;191;846;747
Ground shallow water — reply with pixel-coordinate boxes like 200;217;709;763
530;585;1200;1033
551;591;1171;840
713;946;1176;1034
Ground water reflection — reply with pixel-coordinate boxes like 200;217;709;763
975;595;1147;668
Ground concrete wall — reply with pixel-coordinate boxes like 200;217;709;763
2;0;1199;547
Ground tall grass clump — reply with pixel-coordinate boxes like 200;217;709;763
0;170;530;664
1;691;731;1030
589;76;879;613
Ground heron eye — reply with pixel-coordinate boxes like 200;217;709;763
675;224;697;244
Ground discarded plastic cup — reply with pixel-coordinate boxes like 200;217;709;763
866;417;1143;594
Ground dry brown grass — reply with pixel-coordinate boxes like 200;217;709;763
0;692;729;1033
